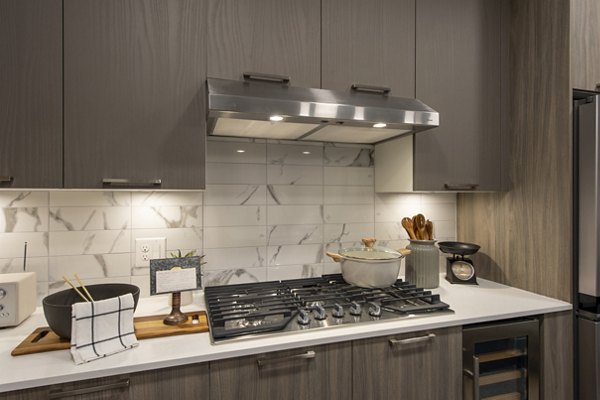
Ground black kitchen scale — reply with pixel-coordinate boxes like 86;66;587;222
438;241;481;284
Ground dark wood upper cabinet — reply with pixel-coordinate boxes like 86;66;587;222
321;0;415;97
0;0;62;188
207;0;321;88
63;0;206;190
413;0;507;191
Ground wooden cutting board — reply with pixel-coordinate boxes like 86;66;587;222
11;311;208;356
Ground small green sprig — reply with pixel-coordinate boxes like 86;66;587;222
170;249;206;265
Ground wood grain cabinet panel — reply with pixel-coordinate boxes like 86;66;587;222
0;376;130;400
352;327;462;400
322;0;415;97
0;0;62;188
414;0;507;191
207;0;320;88
64;0;206;189
129;363;209;400
209;343;352;400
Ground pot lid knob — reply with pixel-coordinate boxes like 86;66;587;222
361;237;377;249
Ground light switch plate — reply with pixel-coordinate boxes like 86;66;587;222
135;237;166;267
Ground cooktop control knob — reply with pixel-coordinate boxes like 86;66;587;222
297;309;311;325
332;303;344;318
368;302;382;317
313;305;327;320
0;288;5;300
349;301;362;316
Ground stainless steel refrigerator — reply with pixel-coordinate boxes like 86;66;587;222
574;89;600;400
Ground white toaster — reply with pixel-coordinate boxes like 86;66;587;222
0;272;37;327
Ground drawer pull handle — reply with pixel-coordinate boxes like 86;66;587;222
243;72;290;85
257;350;316;367
102;178;162;187
463;356;481;399
444;183;479;191
0;176;14;183
389;333;436;346
351;83;391;95
48;378;129;399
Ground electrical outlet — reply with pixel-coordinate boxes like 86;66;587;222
135;237;166;267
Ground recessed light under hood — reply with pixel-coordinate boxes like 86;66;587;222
206;74;439;144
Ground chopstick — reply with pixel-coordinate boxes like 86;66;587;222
74;273;95;302
62;275;92;302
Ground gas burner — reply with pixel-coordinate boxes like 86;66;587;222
204;274;452;343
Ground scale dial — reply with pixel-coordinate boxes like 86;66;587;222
451;260;475;281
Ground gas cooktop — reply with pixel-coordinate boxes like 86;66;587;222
204;274;452;343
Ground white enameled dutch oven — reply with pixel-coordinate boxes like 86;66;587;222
326;237;411;288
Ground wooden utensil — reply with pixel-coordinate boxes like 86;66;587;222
414;214;427;240
425;220;434;240
401;217;417;239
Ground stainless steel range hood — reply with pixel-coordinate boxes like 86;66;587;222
206;75;439;144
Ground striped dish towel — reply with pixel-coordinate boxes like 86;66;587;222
70;293;138;364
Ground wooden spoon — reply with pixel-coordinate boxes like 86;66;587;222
425;220;434;240
414;214;427;240
401;217;417;239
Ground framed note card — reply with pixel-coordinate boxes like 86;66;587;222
149;256;202;295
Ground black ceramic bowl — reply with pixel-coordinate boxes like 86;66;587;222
42;283;140;339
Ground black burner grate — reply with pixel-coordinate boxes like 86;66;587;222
204;274;451;342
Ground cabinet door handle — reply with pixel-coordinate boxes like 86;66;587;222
102;178;162;188
243;72;290;84
388;333;436;346
351;83;391;95
48;378;130;399
463;355;481;400
444;183;479;191
0;176;14;184
257;350;316;367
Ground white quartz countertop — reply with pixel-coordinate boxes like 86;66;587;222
0;276;571;393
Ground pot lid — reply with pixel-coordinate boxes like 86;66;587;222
339;237;403;260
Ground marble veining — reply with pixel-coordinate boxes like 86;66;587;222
324;146;374;167
204;268;261;286
2;208;44;232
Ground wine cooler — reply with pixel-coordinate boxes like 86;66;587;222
463;318;539;400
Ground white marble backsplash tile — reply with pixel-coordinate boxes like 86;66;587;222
0;207;48;232
49;230;130;256
0;138;457;299
268;205;323;226
203;205;265;227
267;165;323;185
206;163;266;184
204;185;266;206
323;145;373;167
267;224;323;246
50;191;130;207
267;143;324;166
203;247;266;270
323;223;375;244
49;207;129;231
0;192;48;207
324;166;374;186
266;185;322;205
